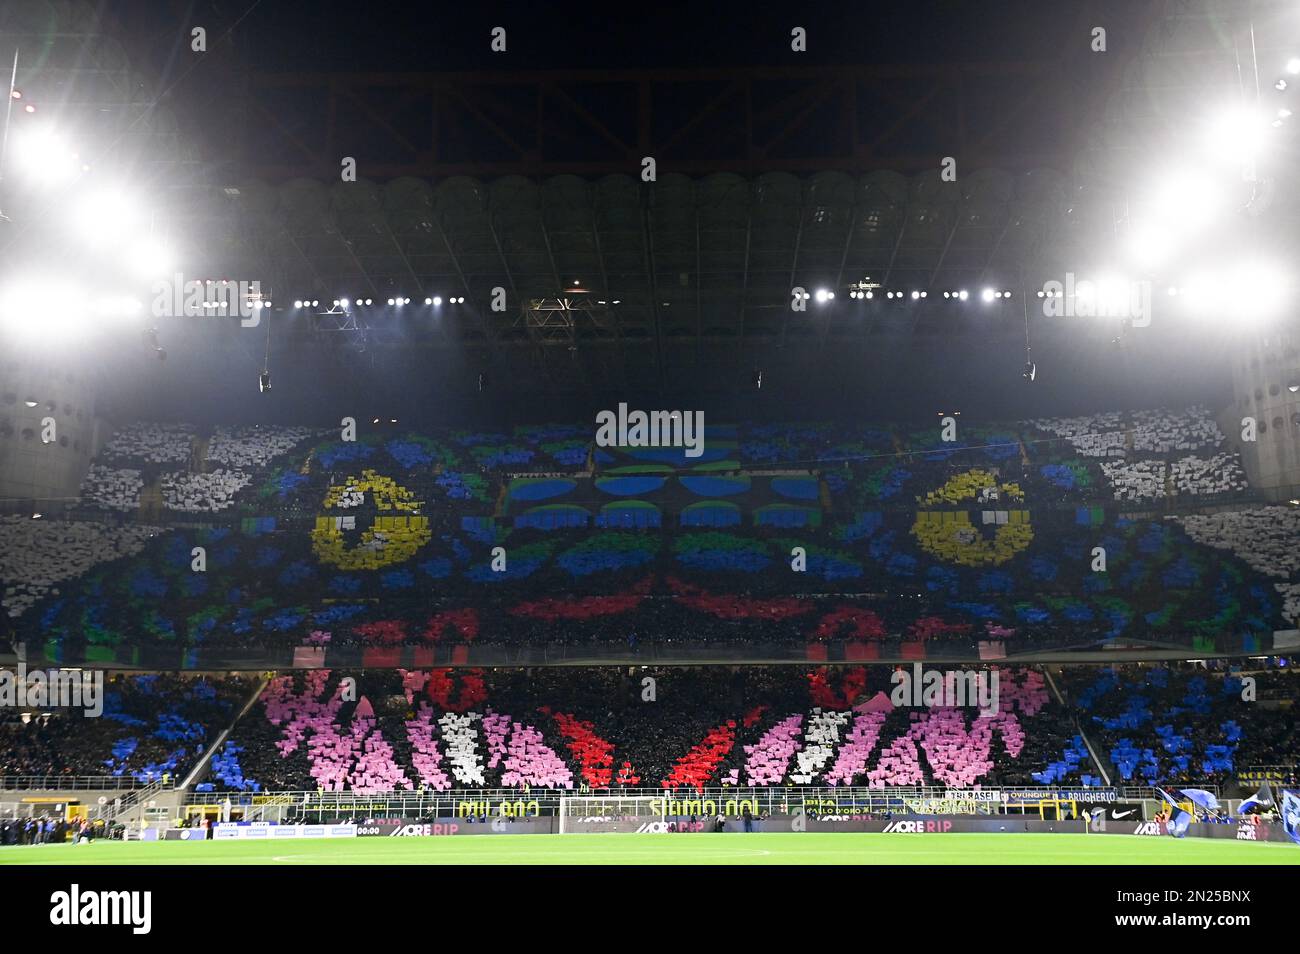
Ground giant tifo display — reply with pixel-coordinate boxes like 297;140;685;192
2;665;1294;794
2;406;1296;669
3;0;1300;926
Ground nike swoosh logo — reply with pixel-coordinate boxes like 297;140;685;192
1113;810;1135;818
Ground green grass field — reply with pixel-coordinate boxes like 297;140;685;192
1;832;1298;865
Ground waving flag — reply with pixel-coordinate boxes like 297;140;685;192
1282;791;1300;847
1238;782;1275;815
1156;787;1192;838
1180;788;1220;814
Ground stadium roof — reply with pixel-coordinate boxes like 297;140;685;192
2;0;1297;413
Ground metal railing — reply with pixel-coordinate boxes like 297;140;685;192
183;784;1153;823
105;780;167;823
6;630;1280;671
0;775;160;792
1120;784;1220;801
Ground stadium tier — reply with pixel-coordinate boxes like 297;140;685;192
0;674;254;782
0;408;1294;667
6;0;1300;911
2;665;1295;794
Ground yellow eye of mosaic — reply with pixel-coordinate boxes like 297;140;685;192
911;469;1032;567
311;470;431;570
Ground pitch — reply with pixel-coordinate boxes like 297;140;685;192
1;833;1297;865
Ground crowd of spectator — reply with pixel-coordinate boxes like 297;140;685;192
0;663;1292;797
208;663;1299;793
1054;662;1300;789
0;516;157;619
207;665;1082;793
0;673;254;782
1;406;1289;664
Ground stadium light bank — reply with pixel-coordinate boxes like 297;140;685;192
1040;274;1151;327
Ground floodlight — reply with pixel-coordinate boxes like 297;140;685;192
1203;105;1268;167
71;189;142;245
126;239;173;279
12;128;80;185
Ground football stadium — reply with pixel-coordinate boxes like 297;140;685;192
0;0;1299;932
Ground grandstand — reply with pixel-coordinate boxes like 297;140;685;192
1;405;1294;671
1;2;1300;924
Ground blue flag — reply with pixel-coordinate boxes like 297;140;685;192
1283;791;1300;846
1156;787;1192;838
1180;789;1220;813
1239;782;1274;814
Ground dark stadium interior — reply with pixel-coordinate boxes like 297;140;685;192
0;0;1299;885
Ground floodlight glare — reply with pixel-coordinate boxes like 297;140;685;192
1126;225;1174;268
126;239;173;279
0;276;90;340
12;128;80;186
1203;105;1268;167
1152;171;1222;219
71;189;142;245
981;288;995;302
1232;261;1288;321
